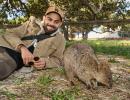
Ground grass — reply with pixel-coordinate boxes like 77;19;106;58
107;56;119;63
66;39;130;59
13;77;24;85
54;67;65;75
1;39;129;100
0;29;6;35
0;90;17;100
36;75;54;86
47;87;80;100
49;90;75;100
110;95;119;100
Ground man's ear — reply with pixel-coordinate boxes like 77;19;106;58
58;21;63;27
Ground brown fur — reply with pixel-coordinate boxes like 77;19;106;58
64;43;112;89
6;16;41;36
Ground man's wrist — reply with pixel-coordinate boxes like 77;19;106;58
17;44;26;52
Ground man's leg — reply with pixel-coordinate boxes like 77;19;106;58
0;47;17;80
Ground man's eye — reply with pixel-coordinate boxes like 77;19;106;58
48;18;52;21
55;21;60;24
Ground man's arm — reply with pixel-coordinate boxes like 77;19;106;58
3;21;36;65
44;35;65;68
3;21;29;50
33;34;65;69
3;16;40;51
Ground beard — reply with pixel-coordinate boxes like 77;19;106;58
43;24;58;33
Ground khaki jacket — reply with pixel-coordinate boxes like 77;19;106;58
0;17;65;68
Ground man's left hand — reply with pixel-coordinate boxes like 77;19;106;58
33;58;46;70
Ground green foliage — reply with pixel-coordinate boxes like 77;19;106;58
50;90;74;100
0;90;17;100
8;16;28;24
0;0;129;24
27;0;48;18
85;40;130;59
37;75;54;86
66;40;130;59
65;40;84;48
47;87;79;100
118;33;129;37
0;0;130;37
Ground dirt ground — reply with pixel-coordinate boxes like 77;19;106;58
0;54;130;100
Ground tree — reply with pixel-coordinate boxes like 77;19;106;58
0;0;49;24
0;0;130;39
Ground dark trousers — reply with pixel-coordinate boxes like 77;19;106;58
0;47;17;80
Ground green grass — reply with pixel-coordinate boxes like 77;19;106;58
0;90;17;100
50;90;75;100
55;67;65;75
0;29;6;35
110;95;119;100
13;77;24;85
37;75;54;86
108;56;119;63
47;87;80;100
66;40;130;59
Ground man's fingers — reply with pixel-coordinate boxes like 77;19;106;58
23;58;30;65
23;56;34;65
34;62;45;66
20;46;34;65
34;65;45;70
33;60;46;69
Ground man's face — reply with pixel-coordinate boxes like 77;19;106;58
43;12;62;32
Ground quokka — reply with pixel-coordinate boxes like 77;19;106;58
64;43;112;89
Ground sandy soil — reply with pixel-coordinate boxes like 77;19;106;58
0;54;130;100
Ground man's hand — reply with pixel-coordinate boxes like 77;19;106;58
20;46;34;65
33;58;46;70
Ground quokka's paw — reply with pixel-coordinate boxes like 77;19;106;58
85;79;98;90
90;78;98;90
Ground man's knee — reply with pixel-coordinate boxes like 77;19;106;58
0;48;17;80
0;61;17;80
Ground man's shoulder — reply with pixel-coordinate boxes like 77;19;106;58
56;31;65;39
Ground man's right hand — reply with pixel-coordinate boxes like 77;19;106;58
20;46;34;65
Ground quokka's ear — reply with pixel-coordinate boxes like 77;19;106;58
29;16;36;23
28;16;44;35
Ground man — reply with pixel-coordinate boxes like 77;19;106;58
0;6;65;80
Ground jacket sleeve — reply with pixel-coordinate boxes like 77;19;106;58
3;21;29;50
43;34;65;68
